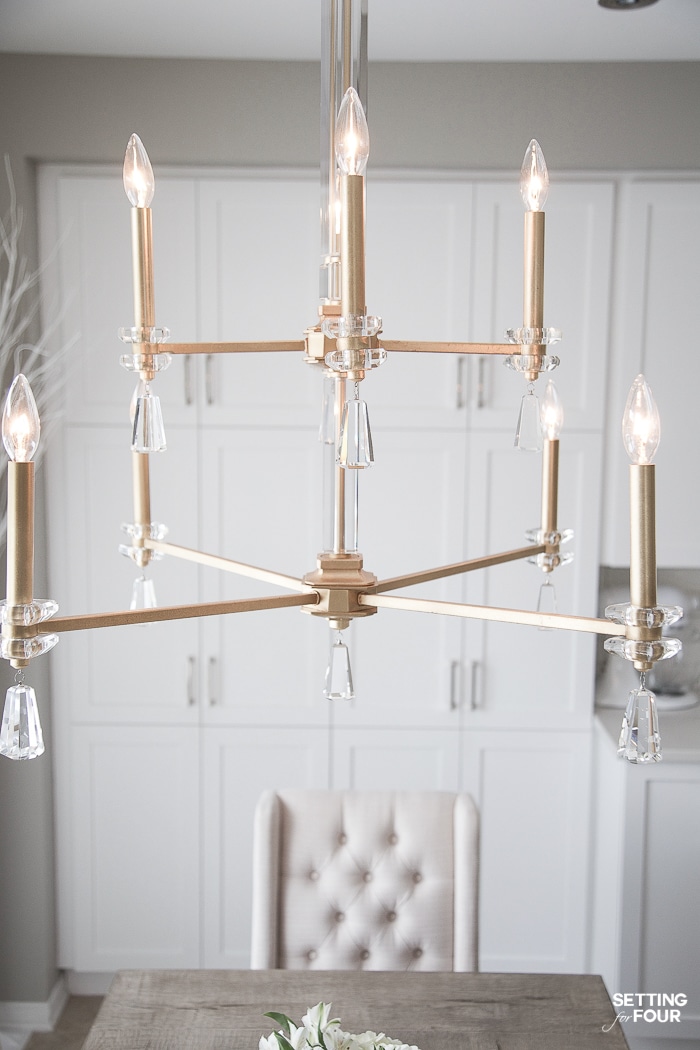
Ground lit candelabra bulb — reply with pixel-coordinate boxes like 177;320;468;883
123;133;155;207
520;138;549;212
2;375;40;463
541;379;564;440
335;87;370;176
622;374;660;464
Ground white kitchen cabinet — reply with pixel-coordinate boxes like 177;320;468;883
591;711;700;1048
201;727;330;968
462;728;593;975
332;728;461;790
602;179;700;568
62;726;200;972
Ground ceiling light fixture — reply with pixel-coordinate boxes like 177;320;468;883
0;0;681;766
598;0;660;10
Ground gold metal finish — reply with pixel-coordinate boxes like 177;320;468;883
166;341;306;355
340;174;366;320
359;592;627;637
382;340;514;356
629;463;660;670
540;438;560;570
523;210;545;381
39;592;317;634
4;462;35;668
302;551;377;620
131;208;155;329
145;539;312;594
374;544;546;593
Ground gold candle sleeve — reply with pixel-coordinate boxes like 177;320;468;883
541;438;559;537
6;461;34;608
629;463;657;611
523;210;545;330
340;173;366;317
131;207;155;328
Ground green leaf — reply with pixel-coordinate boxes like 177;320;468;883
272;1031;296;1050
264;1012;293;1036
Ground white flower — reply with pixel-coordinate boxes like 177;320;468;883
263;1003;421;1050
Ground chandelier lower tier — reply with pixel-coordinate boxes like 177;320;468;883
0;0;682;767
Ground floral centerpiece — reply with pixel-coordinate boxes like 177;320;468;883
260;1002;421;1050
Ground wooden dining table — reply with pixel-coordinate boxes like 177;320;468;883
81;969;629;1049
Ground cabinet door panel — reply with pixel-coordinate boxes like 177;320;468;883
69;726;199;971
202;726;330;968
199;428;328;724
197;177;320;426
365;179;472;430
48;426;200;723
42;170;198;425
470;181;614;431
334;429;466;728
333;728;460;791
463;432;602;726
462;729;591;974
603;180;700;566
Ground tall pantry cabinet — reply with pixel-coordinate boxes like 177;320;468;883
39;165;613;982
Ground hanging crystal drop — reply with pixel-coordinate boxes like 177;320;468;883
515;383;542;452
338;383;374;468
131;383;167;452
323;630;355;700
130;574;157;611
0;672;45;760
618;671;662;764
537;578;557;629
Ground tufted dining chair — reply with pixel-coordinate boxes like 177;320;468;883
250;789;479;972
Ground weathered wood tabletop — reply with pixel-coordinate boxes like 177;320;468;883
82;969;629;1050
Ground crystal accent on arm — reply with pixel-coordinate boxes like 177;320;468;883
605;603;683;629
604;636;682;664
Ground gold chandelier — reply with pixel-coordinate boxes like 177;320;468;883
0;0;683;765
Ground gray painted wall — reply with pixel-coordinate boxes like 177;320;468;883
0;52;698;1004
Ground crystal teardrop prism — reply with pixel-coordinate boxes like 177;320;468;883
338;396;374;468
323;632;355;700
131;387;167;452
514;387;543;452
130;574;157;611
618;683;662;764
0;682;45;760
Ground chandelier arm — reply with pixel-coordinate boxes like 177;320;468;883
373;544;546;593
358;592;627;637
38;592;318;634
382;341;516;356
144;540;311;593
165;341;306;355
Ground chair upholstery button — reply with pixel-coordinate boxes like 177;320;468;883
335;911;345;923
338;832;347;845
362;871;373;883
309;870;319;881
308;949;318;961
412;947;423;959
386;910;396;922
360;949;370;960
413;872;422;883
388;833;398;845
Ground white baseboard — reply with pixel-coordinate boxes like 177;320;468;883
0;974;68;1045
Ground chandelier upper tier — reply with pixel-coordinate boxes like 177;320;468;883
0;0;682;766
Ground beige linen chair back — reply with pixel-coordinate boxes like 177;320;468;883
251;789;478;971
